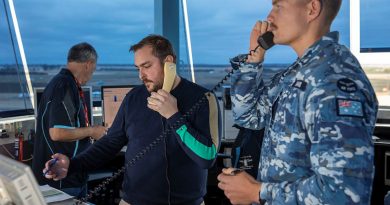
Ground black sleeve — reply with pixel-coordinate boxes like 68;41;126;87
48;81;78;128
69;99;128;173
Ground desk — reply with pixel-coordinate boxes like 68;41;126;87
0;138;34;166
40;185;88;205
372;138;390;205
0;135;14;145
49;198;87;205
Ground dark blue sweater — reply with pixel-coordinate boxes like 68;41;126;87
69;78;221;205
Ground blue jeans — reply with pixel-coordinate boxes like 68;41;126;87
61;184;87;198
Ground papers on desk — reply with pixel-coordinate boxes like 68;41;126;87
39;185;73;203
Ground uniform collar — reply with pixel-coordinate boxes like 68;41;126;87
281;32;339;80
60;68;75;78
60;68;78;85
60;68;72;75
299;31;339;64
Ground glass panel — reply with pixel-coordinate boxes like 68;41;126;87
185;0;350;89
13;0;154;102
365;68;390;108
178;0;193;82
358;0;390;109
361;0;390;50
333;0;350;47
0;0;32;116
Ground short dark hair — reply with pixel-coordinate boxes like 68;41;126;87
321;0;342;25
67;42;98;63
129;35;177;64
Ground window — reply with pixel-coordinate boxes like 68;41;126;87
12;0;154;102
2;0;389;122
185;0;350;88
0;0;33;117
360;0;390;51
350;0;390;119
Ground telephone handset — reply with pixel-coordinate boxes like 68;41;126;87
162;62;177;92
257;31;275;50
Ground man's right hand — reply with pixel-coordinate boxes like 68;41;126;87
217;167;262;205
90;125;108;140
43;153;69;181
247;21;271;63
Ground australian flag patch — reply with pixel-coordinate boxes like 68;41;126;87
337;98;364;117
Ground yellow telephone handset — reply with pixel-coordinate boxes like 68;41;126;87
162;62;177;92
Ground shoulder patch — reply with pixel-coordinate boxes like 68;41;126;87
336;98;364;118
337;78;357;93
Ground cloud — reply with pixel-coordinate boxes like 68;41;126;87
186;0;272;64
2;0;386;65
11;0;154;64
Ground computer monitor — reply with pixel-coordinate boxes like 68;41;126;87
101;85;134;128
0;154;46;205
33;86;93;126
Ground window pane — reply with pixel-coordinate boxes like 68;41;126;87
0;1;32;116
14;0;154;102
359;0;390;108
186;0;350;89
361;0;390;50
178;0;193;83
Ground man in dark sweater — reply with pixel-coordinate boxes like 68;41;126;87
43;35;221;205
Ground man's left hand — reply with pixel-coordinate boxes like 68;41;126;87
147;89;178;119
217;168;262;205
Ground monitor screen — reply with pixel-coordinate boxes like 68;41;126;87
34;86;93;126
0;154;46;205
101;85;134;128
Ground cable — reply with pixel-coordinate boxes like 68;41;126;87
161;117;171;205
21;155;33;162
1;143;33;162
1;144;15;159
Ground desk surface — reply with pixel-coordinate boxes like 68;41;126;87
374;139;390;146
49;198;87;205
0;135;14;145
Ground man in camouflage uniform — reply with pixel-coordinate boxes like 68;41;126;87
217;0;378;204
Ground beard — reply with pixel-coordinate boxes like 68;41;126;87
143;80;163;93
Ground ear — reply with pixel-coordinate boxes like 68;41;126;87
164;55;174;63
86;60;94;69
83;61;89;70
306;0;322;23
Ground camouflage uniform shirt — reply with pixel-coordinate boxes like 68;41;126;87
230;32;378;204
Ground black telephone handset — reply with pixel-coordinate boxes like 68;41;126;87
77;33;272;204
257;31;275;50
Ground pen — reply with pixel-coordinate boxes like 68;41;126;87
43;158;58;176
229;168;243;176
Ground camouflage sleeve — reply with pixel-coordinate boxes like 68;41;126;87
230;54;270;130
260;80;377;204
